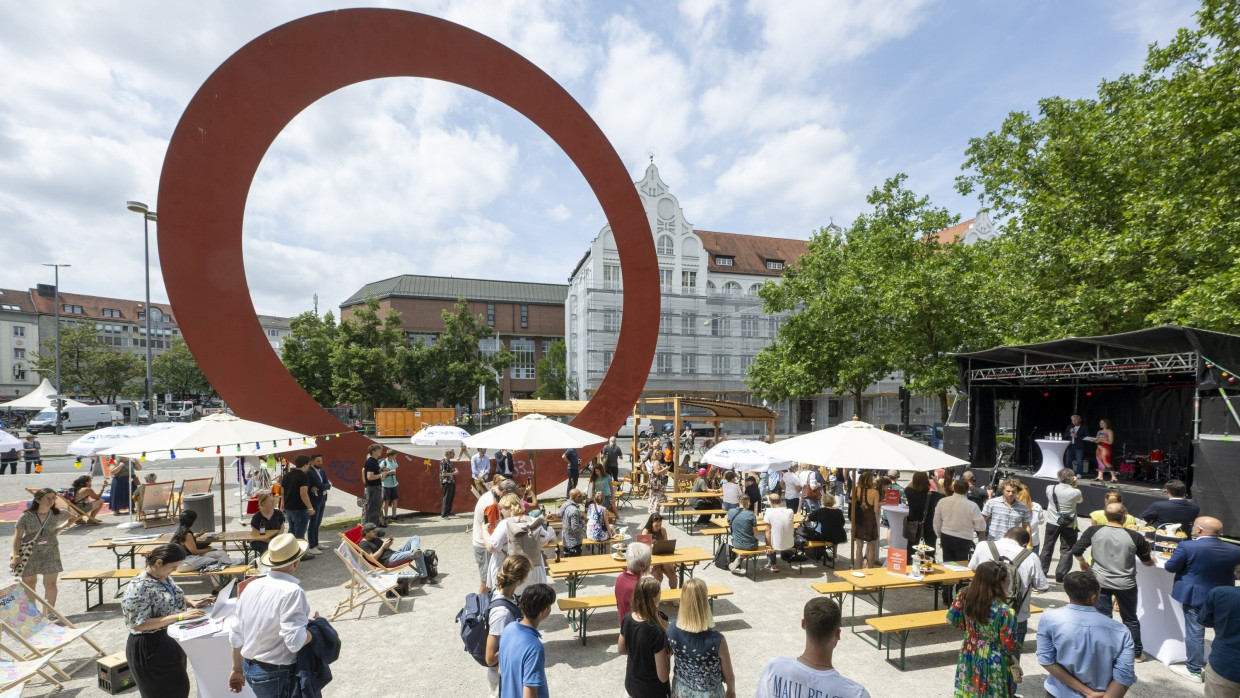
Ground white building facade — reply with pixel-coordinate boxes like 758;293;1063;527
0;289;40;401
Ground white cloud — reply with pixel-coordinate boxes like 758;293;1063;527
745;0;932;73
547;204;571;222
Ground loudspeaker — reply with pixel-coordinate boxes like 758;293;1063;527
944;425;970;462
1200;395;1240;435
1192;438;1240;537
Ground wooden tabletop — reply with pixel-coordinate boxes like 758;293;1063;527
832;563;974;590
90;529;276;549
708;513;805;530
547;546;713;577
663;491;722;500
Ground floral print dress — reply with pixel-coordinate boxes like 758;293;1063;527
667;622;725;698
586;503;609;542
947;596;1018;697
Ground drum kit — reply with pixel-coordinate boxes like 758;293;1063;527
1116;442;1189;484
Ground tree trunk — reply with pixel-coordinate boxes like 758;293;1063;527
938;390;950;423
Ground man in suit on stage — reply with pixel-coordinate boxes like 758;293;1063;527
1064;414;1089;476
1140;479;1200;534
1164;516;1240;684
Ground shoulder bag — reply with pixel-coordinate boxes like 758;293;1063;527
1051;487;1074;528
902;492;930;544
12;513;51;578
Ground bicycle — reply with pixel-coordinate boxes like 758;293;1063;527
698;438;715;455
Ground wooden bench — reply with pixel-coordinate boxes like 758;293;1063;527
730;546;820;580
557;584;733;644
866;605;1044;670
811;581;856;607
64;565;256;611
673;508;728;528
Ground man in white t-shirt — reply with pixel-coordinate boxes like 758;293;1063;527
754;597;870;698
764;494;796;573
969;525;1047;668
782;465;802;514
472;478;518;594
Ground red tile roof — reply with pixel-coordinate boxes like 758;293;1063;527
925;218;974;244
694;230;810;277
0;289;37;313
26;289;176;324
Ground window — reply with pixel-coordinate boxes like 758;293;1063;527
150;308;162;321
706;281;716;295
602;351;613;370
655;353;672;374
510;338;535;379
723;281;742;296
520;305;528;328
764;259;784;270
603;264;622;290
102;308;122;318
680;270;696;293
714;256;734;267
740;355;756;373
680;313;696;337
769;317;783;336
541;339;552;356
408;333;436;346
487;303;495;326
710;315;731;337
659;268;673;292
711;355;730;375
11;366;25;381
12;326;23;337
13;348;25;359
62;304;83;314
479;337;501;357
0;304;19;311
681;354;698;374
749;283;764;296
602;310;620;333
741;316;760;338
659;312;672;334
656;235;674;255
267;329;279;337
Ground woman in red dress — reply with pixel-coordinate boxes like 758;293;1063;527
1094;419;1116;482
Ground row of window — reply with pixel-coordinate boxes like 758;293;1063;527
485;302;530;329
95;323;176;336
0;304;20;312
598;352;755;375
599;264;767;296
598;312;781;338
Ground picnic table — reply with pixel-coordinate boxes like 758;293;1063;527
818;562;975;646
88;529;276;569
662;491;721;501
707;513;805;530
547;546;713;597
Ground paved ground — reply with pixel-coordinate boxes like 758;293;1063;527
0;431;1208;697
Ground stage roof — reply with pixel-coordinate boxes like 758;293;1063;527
955;325;1240;385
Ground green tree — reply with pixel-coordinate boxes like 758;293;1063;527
30;323;144;403
330;299;407;414
282;311;337;406
956;0;1240;337
532;339;568;399
425;299;513;409
152;339;215;400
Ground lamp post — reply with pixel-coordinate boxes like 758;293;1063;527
126;201;157;423
41;263;70;434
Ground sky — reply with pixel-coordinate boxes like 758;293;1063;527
0;1;1199;318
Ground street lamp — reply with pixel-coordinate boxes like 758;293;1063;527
126;201;157;423
41;263;70;434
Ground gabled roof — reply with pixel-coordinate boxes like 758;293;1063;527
695;230;810;277
27;289;175;323
0;288;36;313
341;275;568;308
925;218;975;244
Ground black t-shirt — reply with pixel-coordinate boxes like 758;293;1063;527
249;509;285;551
359;536;391;566
967;485;989;510
364;457;383;487
282;469;309;510
602;444;622;469
807;507;849;544
621;613;670;697
744;484;762;510
905;489;943;522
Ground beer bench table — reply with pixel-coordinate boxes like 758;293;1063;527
826;563;976;646
64;564;256;610
557;584;733;644
547;547;713;597
88;530;276;570
868;605;1044;670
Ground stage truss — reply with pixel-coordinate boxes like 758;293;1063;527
966;352;1196;385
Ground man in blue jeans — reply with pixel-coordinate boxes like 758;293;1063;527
1164;516;1240;684
280;456;316;559
306;454;331;551
358;523;428;579
229;533;312;697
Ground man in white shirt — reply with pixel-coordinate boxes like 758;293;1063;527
473;479;518;594
934;478;986;604
782;465;803;515
470;448;491;496
1042;468;1084;582
228;533;312;697
754;597;870;698
970;526;1048;666
763;494;796;573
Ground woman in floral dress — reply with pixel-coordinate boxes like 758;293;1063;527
947;561;1019;697
647;452;669;515
667;579;735;698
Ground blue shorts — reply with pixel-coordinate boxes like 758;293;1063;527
383;486;399;501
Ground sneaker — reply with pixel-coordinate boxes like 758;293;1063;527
762;565;780;573
1132;652;1149;663
302;550;318;559
1171;665;1203;683
730;566;747;576
317;543;332;550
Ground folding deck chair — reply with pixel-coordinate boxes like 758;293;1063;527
0;583;103;679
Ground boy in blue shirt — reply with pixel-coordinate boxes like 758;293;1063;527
499;583;556;698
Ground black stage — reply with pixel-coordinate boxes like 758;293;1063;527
946;326;1240;535
969;467;1166;517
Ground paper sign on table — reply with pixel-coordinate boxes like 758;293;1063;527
887;549;907;574
884;488;901;506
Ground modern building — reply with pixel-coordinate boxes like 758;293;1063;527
564;163;988;434
340;275;568;407
258;315;292;353
0;289;40;401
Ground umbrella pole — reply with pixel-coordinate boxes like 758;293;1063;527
218;455;227;533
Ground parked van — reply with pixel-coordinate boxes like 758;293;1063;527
28;405;116;433
616;416;653;438
163;401;196;422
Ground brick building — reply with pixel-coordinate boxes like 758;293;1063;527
340;275;568;408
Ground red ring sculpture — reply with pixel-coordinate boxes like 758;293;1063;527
156;9;658;512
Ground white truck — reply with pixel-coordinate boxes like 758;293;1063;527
27;405;116;433
163;401;196;422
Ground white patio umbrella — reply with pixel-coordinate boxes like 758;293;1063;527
99;413;317;531
700;439;792;473
463;414;606;494
405;424;472;459
0;431;22;452
67;423;181;457
766;418;969;472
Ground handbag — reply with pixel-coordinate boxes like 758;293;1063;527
12;513;51;578
1051;487;1074;528
901;493;930;543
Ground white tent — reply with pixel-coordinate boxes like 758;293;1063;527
765;418;969;472
1;379;87;410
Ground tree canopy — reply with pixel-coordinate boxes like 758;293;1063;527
533;339;567;399
152;338;215;401
31;323;144;403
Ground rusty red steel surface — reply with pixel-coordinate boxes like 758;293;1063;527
156;9;658;512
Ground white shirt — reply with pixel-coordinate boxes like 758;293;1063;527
472;490;496;548
765;507;795;551
471;453;490;479
722;482;741;505
969;537;1048;621
933;494;986;540
227;570;310;666
754;657;870;698
782;471;802;497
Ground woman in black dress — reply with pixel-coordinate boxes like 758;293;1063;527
121;544;212;698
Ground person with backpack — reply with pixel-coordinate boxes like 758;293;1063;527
969;526;1047;681
486;494;553;595
484;555;531;697
948;560;1020;697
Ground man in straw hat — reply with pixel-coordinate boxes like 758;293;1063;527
228;532;314;697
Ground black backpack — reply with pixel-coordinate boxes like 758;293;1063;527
423;550;439;579
456;593;521;666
